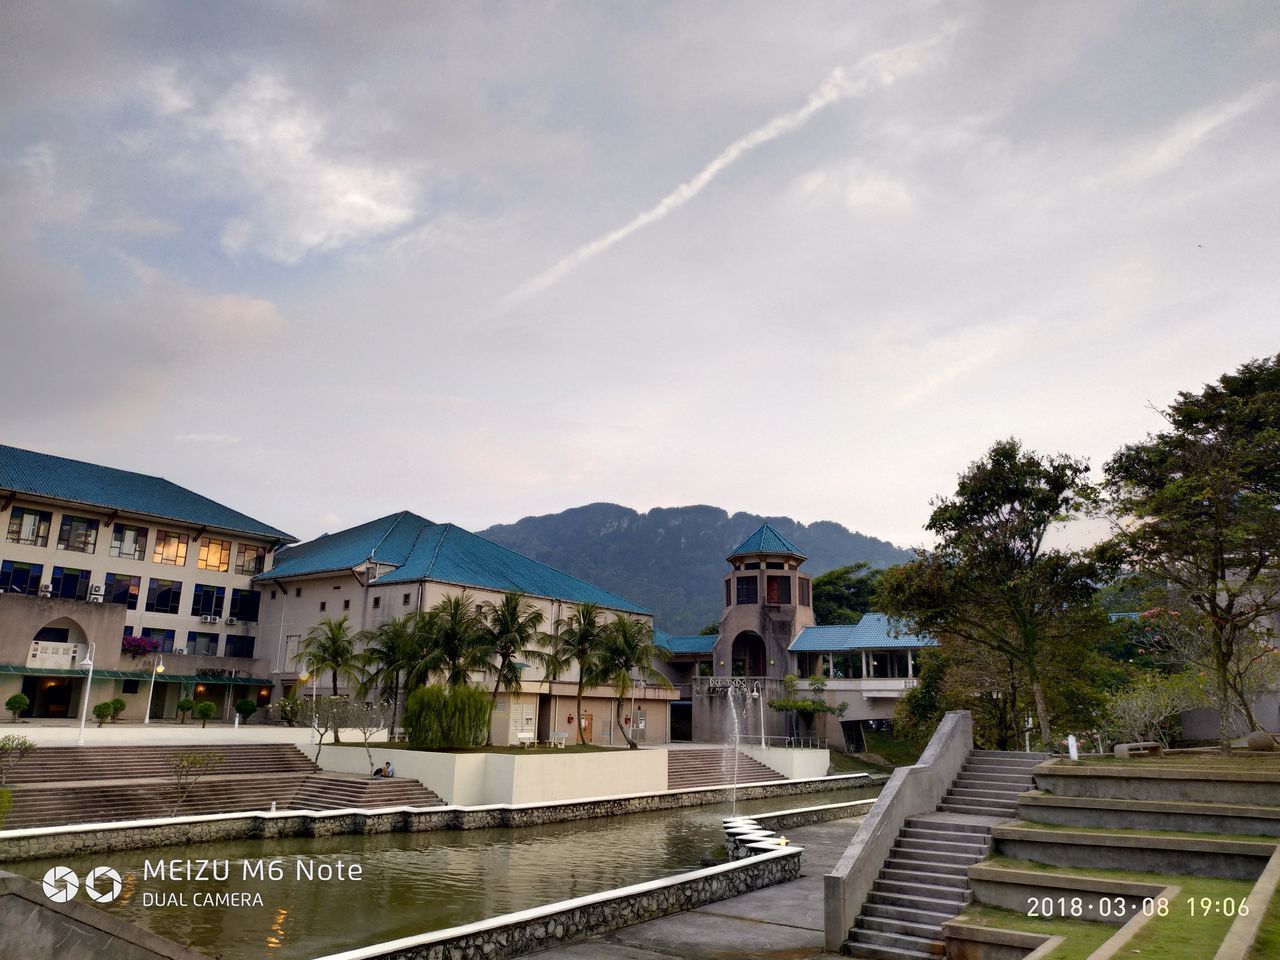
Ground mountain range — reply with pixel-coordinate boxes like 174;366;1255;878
480;503;913;634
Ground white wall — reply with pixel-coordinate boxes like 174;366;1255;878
740;745;830;780
14;724;380;748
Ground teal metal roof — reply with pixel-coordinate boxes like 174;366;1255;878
789;615;935;652
728;523;806;560
654;630;717;655
256;511;431;582
0;665;271;685
0;445;294;542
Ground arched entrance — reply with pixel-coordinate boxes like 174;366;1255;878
21;617;92;718
731;631;766;677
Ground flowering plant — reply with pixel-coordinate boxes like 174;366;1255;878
121;634;161;657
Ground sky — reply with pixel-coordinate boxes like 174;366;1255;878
1;2;1277;550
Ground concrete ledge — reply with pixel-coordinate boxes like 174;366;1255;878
943;920;1061;960
746;798;875;832
309;846;802;960
1034;760;1280;805
993;825;1275;880
1213;844;1280;960
1019;791;1280;836
967;863;1169;925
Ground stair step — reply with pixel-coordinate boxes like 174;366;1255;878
847;928;944;956
843;941;936;960
864;890;966;915
874;878;969;902
898;834;989;855
904;816;993;836
857;916;945;942
882;866;967;888
947;786;1021;801
891;846;982;868
862;903;956;926
970;750;1048;760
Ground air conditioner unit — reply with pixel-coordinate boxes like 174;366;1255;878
90;584;103;595
225;617;237;626
173;645;187;654
200;615;220;624
88;596;103;604
38;587;52;597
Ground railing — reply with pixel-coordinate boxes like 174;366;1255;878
756;735;828;750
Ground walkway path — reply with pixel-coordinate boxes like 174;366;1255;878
531;816;863;960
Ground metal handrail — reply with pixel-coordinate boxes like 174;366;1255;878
755;735;828;750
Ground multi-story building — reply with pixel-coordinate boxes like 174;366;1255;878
0;444;294;722
256;511;676;746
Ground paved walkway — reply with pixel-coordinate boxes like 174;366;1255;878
531;817;863;960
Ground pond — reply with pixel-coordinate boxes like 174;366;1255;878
10;784;879;959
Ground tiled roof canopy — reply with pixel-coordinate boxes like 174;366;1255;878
654;630;717;655
728;523;806;560
0;444;294;542
788;614;935;652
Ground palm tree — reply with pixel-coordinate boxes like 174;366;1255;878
299;615;359;743
548;602;609;745
355;614;420;740
407;592;489;690
478;592;552;745
597;615;672;749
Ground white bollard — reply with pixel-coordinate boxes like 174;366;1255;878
234;714;240;729
1068;734;1079;761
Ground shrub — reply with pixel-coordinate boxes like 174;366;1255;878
0;787;11;829
120;634;161;657
0;734;36;785
269;696;302;726
176;698;195;723
5;693;29;722
109;697;127;722
92;702;114;727
169;752;224;815
404;684;492;749
234;699;258;722
195;701;217;727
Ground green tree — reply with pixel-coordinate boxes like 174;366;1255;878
477;592;552;744
547;602;609;745
195;701;217;727
176;698;195;723
879;438;1108;747
300;615;360;697
407;592;490;690
235;699;258;722
92;702;113;727
594;615;672;749
812;563;881;625
698;623;719;635
403;684;492;749
5;693;29;722
1104;354;1280;752
355;614;421;740
0;734;36;785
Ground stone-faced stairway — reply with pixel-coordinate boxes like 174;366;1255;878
844;750;1046;959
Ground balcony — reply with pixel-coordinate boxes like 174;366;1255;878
824;677;917;698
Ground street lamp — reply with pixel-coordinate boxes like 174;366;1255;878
76;641;96;747
297;657;318;743
751;680;764;748
144;655;165;726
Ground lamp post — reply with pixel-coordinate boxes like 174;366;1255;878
297;657;318;743
143;655;165;725
76;641;96;747
751;680;764;748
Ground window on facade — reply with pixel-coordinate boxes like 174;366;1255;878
229;588;260;622
153;531;189;566
234;543;266;576
187;631;220;656
145;578;182;615
372;596;381;609
295;587;301;598
320;601;327;612
198;537;232;572
342;599;350;610
403;593;411;606
766;575;792;605
190;583;226;618
141;627;176;652
225;635;255;658
121;678;140;694
56;515;98;553
799;578;811;606
104;572;140;609
109;524;148;560
6;507;52;547
765;561;784;570
0;560;42;595
696;660;713;677
50;566;91;601
736;576;758;605
724;579;732;606
744;562;760;570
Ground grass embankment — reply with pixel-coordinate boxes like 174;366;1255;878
332;742;615;755
961;856;1255;960
1009;818;1280;846
1075;750;1280;771
1248;885;1280;958
828;731;920;775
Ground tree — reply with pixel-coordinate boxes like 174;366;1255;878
767;675;847;740
5;693;29;722
879;438;1108;747
235;699;258;723
404;684;492;749
176;698;195;723
109;698;126;722
168;752;224;815
300;615;360;697
593;615;672;749
548;602;609;744
407;593;489;690
92;702;113;727
812;563;881;625
1104;354;1280;753
0;734;36;785
348;700;389;774
195;701;217;727
1105;671;1201;748
699;623;719;635
355;614;421;740
477;592;552;745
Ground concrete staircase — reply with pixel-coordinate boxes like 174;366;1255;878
843;749;1047;959
4;743;317;783
288;772;443;810
667;747;783;790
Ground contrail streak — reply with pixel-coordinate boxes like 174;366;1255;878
501;29;954;309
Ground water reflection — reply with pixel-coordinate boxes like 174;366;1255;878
8;786;877;960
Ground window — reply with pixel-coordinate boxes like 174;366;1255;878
696;660;714;677
295;588;301;598
766;575;791;605
57;515;99;553
725;579;732;607
187;631;219;656
342;599;350;610
736;576;758;605
198;537;232;572
104;572;141;609
799;578;811;606
145;578;182;615
320;601;327;612
121;679;140;694
190;583;226;618
153;531;189;566
831;652;863;679
0;560;42;595
109;524;148;560
869;651;910;679
7;507;52;547
765;561;784;570
403;593;411;606
141;627;176;652
744;562;760;570
225;635;256;659
235;543;266;576
229;588;260;622
271;590;277;599
50;566;90;601
372;596;381;609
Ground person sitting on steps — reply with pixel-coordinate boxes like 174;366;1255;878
373;760;394;779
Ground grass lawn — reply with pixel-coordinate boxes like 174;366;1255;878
828;751;894;775
331;742;616;755
975;856;1256;959
862;729;921;767
955;905;1113;960
1075;750;1280;771
1249;885;1280;959
1009;817;1279;846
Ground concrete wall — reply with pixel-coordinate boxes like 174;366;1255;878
967;863;1173;926
1181;693;1280;740
12;724;379;748
740;745;830;780
1035;761;1280;805
823;709;974;952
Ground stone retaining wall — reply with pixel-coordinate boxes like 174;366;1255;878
747;798;876;833
312;849;801;960
0;773;877;863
